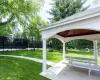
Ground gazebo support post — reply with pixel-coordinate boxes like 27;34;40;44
93;40;98;65
42;39;47;73
63;42;66;61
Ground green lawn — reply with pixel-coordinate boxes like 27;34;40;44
66;49;100;64
0;49;100;64
0;56;49;80
0;49;100;80
0;50;62;62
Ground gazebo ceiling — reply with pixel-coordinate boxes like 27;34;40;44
57;29;100;38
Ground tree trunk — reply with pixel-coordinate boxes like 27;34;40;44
32;37;35;51
2;39;4;52
28;40;30;50
11;42;12;51
33;41;35;51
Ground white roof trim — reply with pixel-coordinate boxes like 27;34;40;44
52;34;100;43
40;6;100;31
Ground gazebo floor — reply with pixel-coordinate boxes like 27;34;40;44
40;61;100;80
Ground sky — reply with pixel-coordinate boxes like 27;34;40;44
39;0;95;22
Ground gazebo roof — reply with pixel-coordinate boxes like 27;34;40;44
40;6;100;31
40;3;100;42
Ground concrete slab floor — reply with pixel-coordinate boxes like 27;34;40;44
40;62;100;80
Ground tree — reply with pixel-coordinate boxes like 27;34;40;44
0;0;42;37
48;0;90;50
49;0;88;22
28;16;41;51
22;16;47;51
67;39;93;50
0;0;45;50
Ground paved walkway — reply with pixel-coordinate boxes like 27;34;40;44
0;55;56;66
0;49;25;51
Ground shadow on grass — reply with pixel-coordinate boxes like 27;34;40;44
0;56;50;80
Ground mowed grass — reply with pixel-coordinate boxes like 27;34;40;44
0;56;49;80
0;50;63;62
66;49;100;64
0;49;100;80
0;49;100;64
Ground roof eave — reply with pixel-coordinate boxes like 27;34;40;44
40;6;100;31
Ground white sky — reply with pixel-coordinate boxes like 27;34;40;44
39;0;95;22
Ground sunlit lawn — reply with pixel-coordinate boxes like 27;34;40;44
0;56;49;80
0;50;63;62
0;49;100;80
0;49;100;64
66;49;100;64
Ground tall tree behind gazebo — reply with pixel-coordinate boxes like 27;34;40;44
48;0;91;50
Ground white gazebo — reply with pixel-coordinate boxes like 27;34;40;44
40;0;100;76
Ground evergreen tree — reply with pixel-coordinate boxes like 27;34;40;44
49;0;87;22
48;0;92;50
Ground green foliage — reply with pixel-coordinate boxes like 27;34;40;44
67;39;93;49
0;25;11;36
97;40;100;47
23;16;47;41
28;16;41;41
49;0;88;22
0;0;41;37
47;38;62;50
0;0;40;25
22;15;48;50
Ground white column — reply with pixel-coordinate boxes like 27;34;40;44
42;39;47;73
93;41;98;64
63;42;66;60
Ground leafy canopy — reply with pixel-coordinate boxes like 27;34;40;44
0;0;41;26
0;0;41;36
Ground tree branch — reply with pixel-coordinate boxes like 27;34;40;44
0;15;14;26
